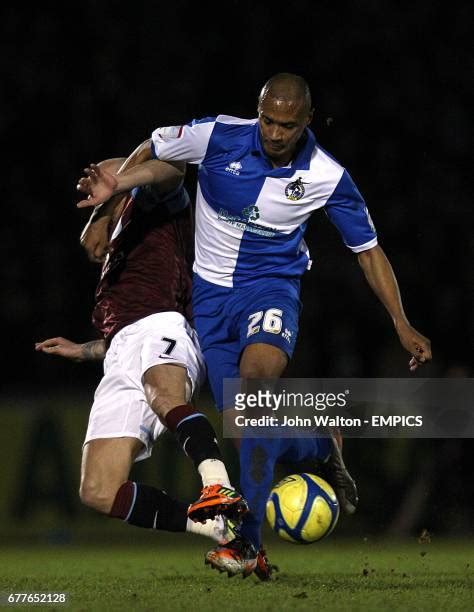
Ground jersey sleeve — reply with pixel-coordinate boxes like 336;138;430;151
151;117;216;165
324;170;378;252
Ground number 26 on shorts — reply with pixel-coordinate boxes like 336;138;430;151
247;308;283;337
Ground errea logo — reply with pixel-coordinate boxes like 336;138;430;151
225;161;242;175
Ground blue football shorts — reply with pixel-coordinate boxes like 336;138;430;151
192;274;302;410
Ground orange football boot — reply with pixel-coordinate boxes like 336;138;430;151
187;485;248;523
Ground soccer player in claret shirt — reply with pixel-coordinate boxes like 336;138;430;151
77;73;432;577
36;155;248;543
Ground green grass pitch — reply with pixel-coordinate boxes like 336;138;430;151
0;537;472;611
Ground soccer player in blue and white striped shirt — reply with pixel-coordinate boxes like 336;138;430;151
78;73;431;578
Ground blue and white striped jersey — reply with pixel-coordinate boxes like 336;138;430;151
151;115;377;288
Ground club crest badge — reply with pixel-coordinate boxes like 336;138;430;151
285;177;309;201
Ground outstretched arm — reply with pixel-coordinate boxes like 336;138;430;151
76;139;185;208
35;337;106;362
357;245;432;371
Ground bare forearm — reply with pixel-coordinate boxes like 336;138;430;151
113;139;184;192
357;245;432;369
77;140;185;209
80;340;106;361
111;139;187;189
357;245;408;329
100;158;127;174
112;159;185;195
35;337;106;362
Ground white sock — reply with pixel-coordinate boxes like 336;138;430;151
186;517;222;542
197;458;231;487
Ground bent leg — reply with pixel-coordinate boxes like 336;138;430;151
80;436;191;532
80;437;142;514
144;363;226;479
144;364;244;521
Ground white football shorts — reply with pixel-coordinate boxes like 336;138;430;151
84;311;206;462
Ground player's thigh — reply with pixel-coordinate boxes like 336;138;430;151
85;359;165;463
238;285;301;375
80;436;143;494
143;363;190;419
140;312;206;407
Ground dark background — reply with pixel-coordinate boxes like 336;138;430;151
1;1;472;537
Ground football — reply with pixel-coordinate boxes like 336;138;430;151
266;473;339;543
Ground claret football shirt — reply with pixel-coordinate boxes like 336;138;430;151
93;184;193;342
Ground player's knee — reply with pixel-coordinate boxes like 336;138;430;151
240;360;266;379
148;394;185;421
143;365;188;419
240;345;287;379
144;382;187;419
79;479;116;514
240;357;283;379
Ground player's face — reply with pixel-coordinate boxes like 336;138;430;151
258;97;313;166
